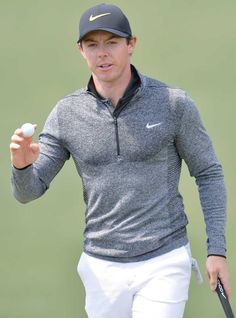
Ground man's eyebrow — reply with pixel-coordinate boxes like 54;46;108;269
83;38;96;42
83;35;120;42
106;35;119;40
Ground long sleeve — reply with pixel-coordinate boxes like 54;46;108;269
11;104;70;204
175;94;227;256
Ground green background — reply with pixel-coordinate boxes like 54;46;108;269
0;0;235;317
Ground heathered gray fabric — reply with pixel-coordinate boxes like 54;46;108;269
11;73;227;261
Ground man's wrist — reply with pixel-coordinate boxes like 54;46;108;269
13;164;32;170
207;254;226;259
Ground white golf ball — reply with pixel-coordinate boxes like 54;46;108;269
21;123;35;137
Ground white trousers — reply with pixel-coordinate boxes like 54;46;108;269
77;245;192;318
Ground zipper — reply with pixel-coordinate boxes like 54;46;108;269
88;89;141;158
103;100;123;158
112;102;131;158
113;116;120;156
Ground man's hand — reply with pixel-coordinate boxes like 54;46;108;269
10;125;40;169
206;255;231;300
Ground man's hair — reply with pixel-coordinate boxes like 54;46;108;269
126;36;133;44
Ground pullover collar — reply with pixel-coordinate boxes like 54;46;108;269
87;65;141;108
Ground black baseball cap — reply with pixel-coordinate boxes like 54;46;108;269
77;3;132;43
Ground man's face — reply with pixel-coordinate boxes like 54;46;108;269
78;31;136;85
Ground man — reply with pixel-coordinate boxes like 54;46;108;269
10;3;230;318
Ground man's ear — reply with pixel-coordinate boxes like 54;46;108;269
128;36;137;55
77;42;86;59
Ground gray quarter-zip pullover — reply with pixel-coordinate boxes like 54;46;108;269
11;67;227;262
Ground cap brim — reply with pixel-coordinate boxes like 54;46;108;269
77;28;131;43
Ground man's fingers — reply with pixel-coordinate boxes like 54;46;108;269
207;270;218;292
206;256;230;300
10;142;21;151
10;124;39;169
14;125;36;138
11;134;24;143
11;128;34;145
205;263;218;292
14;128;24;136
219;276;231;300
210;275;218;292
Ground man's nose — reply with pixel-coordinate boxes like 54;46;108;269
97;44;109;57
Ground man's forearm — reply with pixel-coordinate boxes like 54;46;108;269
11;165;48;203
196;162;227;256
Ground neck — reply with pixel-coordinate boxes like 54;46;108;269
92;66;132;106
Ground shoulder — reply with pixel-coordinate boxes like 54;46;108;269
138;73;200;129
140;73;194;110
56;88;89;107
48;87;95;115
140;73;185;97
42;88;94;128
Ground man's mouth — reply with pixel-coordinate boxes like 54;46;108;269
98;64;112;70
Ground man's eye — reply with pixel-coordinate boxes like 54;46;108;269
88;43;97;48
108;41;117;45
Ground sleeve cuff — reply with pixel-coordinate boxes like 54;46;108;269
207;254;226;259
12;164;32;171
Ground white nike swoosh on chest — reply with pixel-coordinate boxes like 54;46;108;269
146;122;162;129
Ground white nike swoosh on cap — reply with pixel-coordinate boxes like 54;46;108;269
89;13;111;22
146;122;162;129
